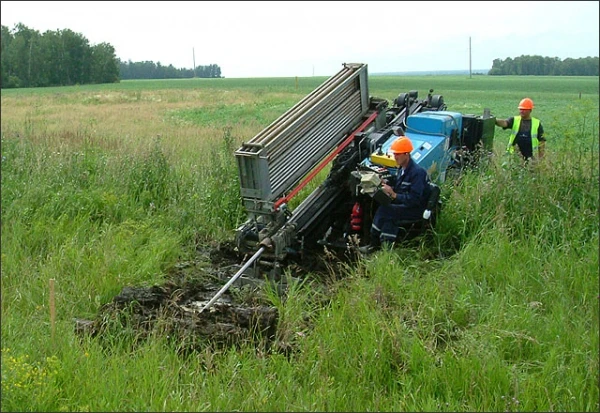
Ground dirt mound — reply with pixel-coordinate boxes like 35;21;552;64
75;241;349;354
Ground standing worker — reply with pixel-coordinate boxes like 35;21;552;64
360;136;431;254
495;97;546;161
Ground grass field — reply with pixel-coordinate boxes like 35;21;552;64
1;72;598;412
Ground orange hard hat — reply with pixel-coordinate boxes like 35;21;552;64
390;136;413;154
518;98;534;110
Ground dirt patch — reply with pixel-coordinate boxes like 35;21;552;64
75;241;352;355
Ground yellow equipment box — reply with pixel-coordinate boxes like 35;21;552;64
369;152;397;168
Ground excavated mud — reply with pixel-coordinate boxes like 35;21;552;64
75;241;354;355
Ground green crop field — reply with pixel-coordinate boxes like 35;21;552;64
1;73;598;412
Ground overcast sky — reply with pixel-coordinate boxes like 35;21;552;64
1;1;598;78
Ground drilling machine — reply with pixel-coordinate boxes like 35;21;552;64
229;63;494;283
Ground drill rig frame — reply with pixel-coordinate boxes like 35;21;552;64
232;63;494;281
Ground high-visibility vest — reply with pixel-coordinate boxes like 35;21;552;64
507;116;541;153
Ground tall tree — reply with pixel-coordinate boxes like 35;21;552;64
1;23;120;88
90;42;119;84
490;55;599;76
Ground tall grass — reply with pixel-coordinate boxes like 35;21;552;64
1;75;598;411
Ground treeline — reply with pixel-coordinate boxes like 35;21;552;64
1;23;120;88
119;61;222;80
3;23;597;89
489;55;599;76
1;23;222;89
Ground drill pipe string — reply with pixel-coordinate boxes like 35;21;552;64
199;246;266;314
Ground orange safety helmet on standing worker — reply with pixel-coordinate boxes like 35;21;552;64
518;98;534;110
390;136;413;154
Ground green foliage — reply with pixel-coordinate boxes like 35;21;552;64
119;60;222;80
489;55;599;76
171;100;297;128
1;23;119;88
436;98;598;256
126;137;172;209
1;75;598;412
1;348;61;411
196;126;248;231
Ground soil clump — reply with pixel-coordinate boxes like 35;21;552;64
75;241;350;354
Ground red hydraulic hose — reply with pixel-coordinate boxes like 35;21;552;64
273;111;379;211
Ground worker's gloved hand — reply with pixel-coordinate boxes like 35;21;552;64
381;183;394;198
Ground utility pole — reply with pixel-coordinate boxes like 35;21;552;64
469;36;472;79
193;48;196;78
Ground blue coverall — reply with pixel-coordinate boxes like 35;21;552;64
370;157;431;245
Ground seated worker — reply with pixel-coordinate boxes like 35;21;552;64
360;135;431;253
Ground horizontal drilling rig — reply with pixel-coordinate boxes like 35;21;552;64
231;63;495;281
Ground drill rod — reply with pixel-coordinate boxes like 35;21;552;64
199;246;266;314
